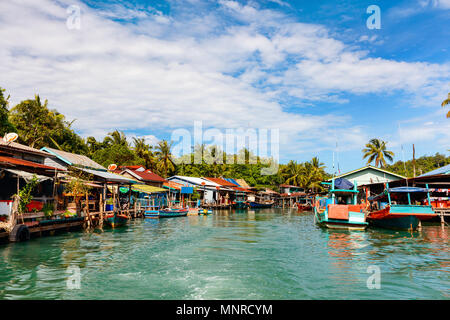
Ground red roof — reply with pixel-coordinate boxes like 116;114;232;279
231;186;249;192
126;169;166;182
203;177;238;187
119;165;144;170
0;156;63;171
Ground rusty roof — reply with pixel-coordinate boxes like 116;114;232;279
0;156;62;171
124;169;166;183
0;140;53;157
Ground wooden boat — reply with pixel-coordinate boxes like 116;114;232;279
296;196;313;211
314;178;368;230
104;212;129;228
233;192;248;209
158;207;188;218
233;201;248;209
367;185;437;231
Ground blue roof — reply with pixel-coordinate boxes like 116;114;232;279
223;178;240;186
418;164;450;177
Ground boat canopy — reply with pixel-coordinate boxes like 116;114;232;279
369;186;430;201
387;187;429;193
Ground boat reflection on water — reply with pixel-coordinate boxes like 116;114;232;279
325;230;370;266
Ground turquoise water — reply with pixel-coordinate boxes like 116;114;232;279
0;209;448;299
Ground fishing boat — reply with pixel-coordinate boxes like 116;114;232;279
367;185;437;231
233;192;249;209
104;211;129;228
314;178;368;230
233;201;248;209
158;207;189;218
296;196;313;211
248;201;274;208
247;200;275;209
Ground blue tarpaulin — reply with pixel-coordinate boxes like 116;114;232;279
181;187;194;194
334;178;354;190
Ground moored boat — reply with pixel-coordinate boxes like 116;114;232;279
314;178;368;230
158;207;188;218
104;212;129;228
248;201;274;209
233;201;249;209
296;196;313;211
367;185;437;231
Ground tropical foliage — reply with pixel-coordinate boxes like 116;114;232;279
0;87;16;137
16;175;39;214
442;92;450;118
362;138;395;168
386;153;450;178
8;93;87;153
2;88;334;190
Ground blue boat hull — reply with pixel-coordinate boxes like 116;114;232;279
144;210;159;218
158;209;188;218
248;202;273;208
368;215;419;231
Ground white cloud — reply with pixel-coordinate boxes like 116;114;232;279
0;0;448;164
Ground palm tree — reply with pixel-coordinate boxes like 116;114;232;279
104;130;128;146
362;138;395;168
442;93;450;118
133;137;157;171
310;156;325;170
155;140;175;178
283;160;305;186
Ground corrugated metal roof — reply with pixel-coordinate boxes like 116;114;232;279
0;140;52;157
203;177;238;187
41;147;106;171
235;179;250;188
80;168;138;183
168;176;221;187
223;178;240;186
329;165;406;180
418;164;450;177
124;169;166;182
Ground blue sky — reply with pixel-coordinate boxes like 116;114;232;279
0;0;449;175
